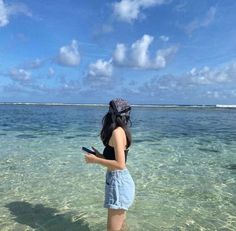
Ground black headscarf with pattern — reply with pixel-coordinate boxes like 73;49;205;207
108;98;131;122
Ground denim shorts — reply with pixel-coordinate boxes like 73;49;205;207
104;168;135;211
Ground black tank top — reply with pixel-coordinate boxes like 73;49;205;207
103;145;129;163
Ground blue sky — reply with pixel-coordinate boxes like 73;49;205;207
0;0;236;104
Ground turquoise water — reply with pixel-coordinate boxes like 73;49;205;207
0;104;236;231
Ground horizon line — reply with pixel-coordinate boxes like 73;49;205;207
0;102;236;108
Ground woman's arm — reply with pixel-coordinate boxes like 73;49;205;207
85;127;126;170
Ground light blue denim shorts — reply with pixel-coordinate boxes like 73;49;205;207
104;168;135;211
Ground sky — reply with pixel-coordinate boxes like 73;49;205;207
0;0;236;104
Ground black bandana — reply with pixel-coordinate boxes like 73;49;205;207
108;98;131;119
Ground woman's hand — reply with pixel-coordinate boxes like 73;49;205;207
91;146;100;155
91;146;104;159
85;153;98;164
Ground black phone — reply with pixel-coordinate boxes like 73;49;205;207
82;147;96;155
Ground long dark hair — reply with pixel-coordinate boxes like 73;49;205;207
100;104;132;148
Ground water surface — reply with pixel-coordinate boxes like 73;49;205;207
0;104;236;230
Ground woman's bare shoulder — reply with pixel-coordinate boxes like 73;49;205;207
112;126;125;136
112;127;127;146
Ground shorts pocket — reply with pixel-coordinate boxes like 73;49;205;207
105;176;119;205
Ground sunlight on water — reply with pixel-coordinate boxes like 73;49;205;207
0;105;236;230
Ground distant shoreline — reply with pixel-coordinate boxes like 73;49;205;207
0;102;236;109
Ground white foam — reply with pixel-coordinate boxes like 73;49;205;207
216;104;236;108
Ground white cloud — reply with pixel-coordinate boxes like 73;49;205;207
48;67;55;77
9;68;31;82
85;59;113;87
131;34;154;68
185;6;217;34
7;2;32;17
113;0;168;23
155;46;178;68
159;35;169;42
57;40;80;67
188;64;236;85
88;59;113;78
113;43;127;64
0;0;32;27
202;6;216;26
23;58;44;69
113;34;178;69
0;0;8;26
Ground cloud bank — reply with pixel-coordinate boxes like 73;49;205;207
137;61;236;102
84;34;178;87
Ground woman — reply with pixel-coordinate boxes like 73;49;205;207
84;98;135;231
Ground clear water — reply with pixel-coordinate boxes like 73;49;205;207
0;105;236;231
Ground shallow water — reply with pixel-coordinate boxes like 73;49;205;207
0;105;236;230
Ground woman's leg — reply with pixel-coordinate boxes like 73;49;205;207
107;208;127;231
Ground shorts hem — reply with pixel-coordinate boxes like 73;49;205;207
104;204;128;211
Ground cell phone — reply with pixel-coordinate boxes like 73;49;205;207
82;147;96;155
